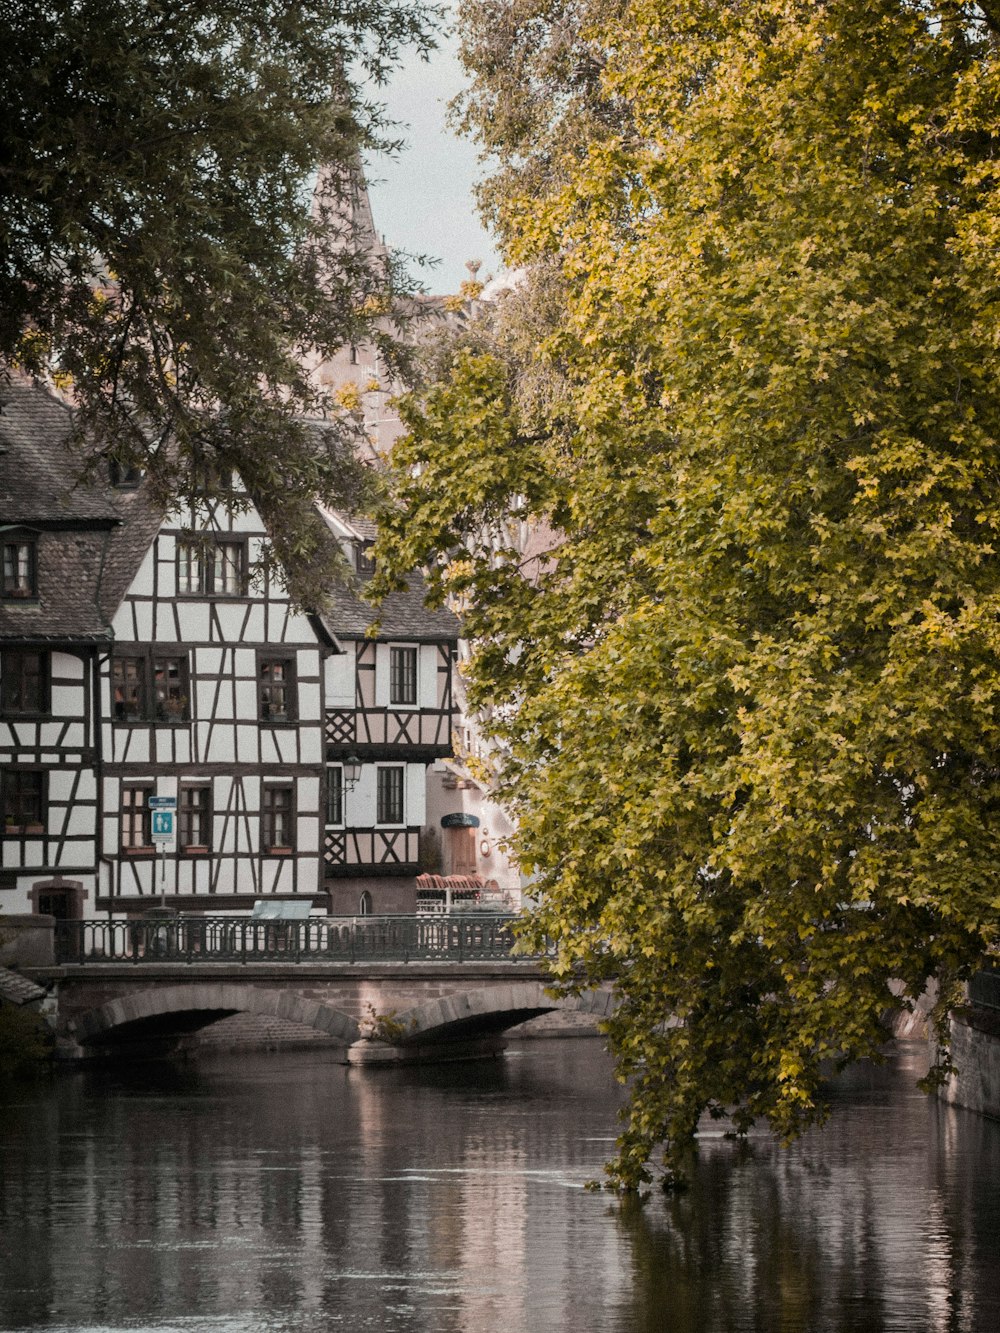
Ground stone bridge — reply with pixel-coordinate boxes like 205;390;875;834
27;959;615;1063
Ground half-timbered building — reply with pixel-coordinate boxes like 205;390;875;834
318;507;459;914
97;480;335;914
0;376;121;920
2;374;461;921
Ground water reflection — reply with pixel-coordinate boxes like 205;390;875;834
0;1041;998;1332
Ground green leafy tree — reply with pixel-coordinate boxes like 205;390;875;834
1;0;433;600
375;0;1000;1188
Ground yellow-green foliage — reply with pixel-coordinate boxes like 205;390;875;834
0;0;430;597
376;1;1000;1188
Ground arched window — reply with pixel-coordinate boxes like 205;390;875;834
359;890;373;916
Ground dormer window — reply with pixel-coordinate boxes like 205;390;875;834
2;537;37;599
109;458;142;489
355;542;375;576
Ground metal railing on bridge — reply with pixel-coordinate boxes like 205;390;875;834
53;914;539;966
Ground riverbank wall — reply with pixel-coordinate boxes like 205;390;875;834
938;1010;1000;1120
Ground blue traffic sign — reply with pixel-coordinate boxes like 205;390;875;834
148;796;177;810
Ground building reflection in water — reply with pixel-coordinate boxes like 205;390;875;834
0;1040;999;1332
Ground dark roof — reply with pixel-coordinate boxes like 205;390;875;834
314;504;460;643
322;568;459;643
96;486;164;622
0;966;47;1007
0;375;131;642
0;376;120;524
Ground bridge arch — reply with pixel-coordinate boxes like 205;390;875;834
72;983;361;1047
392;983;615;1046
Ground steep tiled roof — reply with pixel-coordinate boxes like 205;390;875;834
322;568;459;642
96;486;164;622
316;505;459;642
0;375;130;642
0;377;120;524
0;966;47;1007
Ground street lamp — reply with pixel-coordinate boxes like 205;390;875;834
343;754;363;791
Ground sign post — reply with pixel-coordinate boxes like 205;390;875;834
149;796;177;910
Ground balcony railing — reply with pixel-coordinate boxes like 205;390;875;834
325;707;452;750
53;914;540;966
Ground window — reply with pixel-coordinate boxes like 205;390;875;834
1;770;44;832
355;542;376;576
179;785;211;851
259;656;296;722
376;766;404;825
153;655;188;720
121;786;152;849
112;651;189;723
112;655;145;720
215;540;244;595
176;539;245;596
326;766;344;826
2;537;37;599
109;458;142;488
389;646;418;706
262;786;294;851
177;541;203;594
0;649;48;715
359;890;372;915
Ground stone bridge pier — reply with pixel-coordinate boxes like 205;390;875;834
31;961;615;1064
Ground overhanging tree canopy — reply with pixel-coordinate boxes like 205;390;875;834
374;0;1000;1188
1;0;433;600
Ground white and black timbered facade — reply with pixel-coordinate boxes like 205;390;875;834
2;379;460;921
0;378;121;920
319;510;459;913
98;491;333;913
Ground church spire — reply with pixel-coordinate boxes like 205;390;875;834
310;157;388;265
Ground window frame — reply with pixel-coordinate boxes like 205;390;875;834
258;653;297;724
355;542;376;576
178;784;212;852
112;649;190;724
121;784;153;851
261;784;295;853
176;540;205;594
389;644;418;707
213;539;246;597
1;535;38;600
108;459;143;489
375;764;405;826
175;537;247;598
1;769;45;834
326;765;344;827
0;648;49;716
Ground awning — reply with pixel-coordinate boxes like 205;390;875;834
440;813;480;829
250;900;313;920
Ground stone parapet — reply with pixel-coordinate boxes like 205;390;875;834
0;914;54;968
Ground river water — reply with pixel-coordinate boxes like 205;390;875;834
0;1038;998;1333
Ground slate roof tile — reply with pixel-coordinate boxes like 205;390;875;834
0;966;47;1007
323;570;460;642
0;376;120;524
0;375;129;641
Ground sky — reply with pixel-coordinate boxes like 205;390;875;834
364;20;503;295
